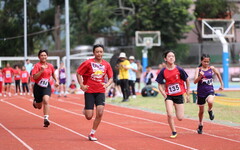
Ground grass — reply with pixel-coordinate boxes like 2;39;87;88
106;91;240;126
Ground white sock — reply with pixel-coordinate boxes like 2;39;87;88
44;115;49;120
90;129;96;135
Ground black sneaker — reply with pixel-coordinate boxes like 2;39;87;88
208;110;214;120
43;119;50;127
121;99;129;102
197;125;203;134
33;100;37;109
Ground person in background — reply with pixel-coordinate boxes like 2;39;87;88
156;50;190;139
116;52;131;102
144;66;154;85
25;59;33;74
14;65;22;95
194;54;224;134
32;49;59;127
76;44;113;141
54;65;59;95
128;56;138;98
59;62;67;97
68;79;77;94
2;63;14;97
0;67;3;96
21;66;30;95
135;60;142;93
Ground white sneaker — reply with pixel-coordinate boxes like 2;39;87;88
9;93;11;97
20;93;22;95
15;93;18;96
132;95;136;98
0;93;2;96
88;134;97;141
4;94;7;97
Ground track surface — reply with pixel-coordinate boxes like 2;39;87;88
1;94;240;150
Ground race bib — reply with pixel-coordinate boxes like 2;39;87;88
6;71;11;78
0;77;2;82
60;72;66;79
168;83;181;95
22;73;27;78
38;78;49;88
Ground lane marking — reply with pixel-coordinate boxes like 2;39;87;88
0;99;116;150
0;123;33;150
58;98;240;144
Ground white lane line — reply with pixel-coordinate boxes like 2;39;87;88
58;98;240;144
0;100;116;150
0;123;33;150
50;104;198;150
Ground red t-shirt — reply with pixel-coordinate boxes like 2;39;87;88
2;67;14;83
14;69;21;80
31;62;54;87
76;58;113;93
21;71;29;83
156;66;188;96
0;73;3;82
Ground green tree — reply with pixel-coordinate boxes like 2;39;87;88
118;0;193;65
0;0;41;56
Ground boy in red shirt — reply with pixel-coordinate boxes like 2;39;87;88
2;63;14;97
14;65;22;95
76;44;113;141
21;66;30;95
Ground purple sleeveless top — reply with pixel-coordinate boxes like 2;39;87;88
59;68;66;84
197;67;214;97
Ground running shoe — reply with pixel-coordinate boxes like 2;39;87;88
43;119;50;127
33;100;37;109
170;132;178;138
208;110;214;120
197;125;203;134
88;134;97;141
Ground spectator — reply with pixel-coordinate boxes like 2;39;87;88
21;66;30;95
2;63;14;97
135;60;142;93
14;65;22;95
128;56;138;98
25;59;33;74
68;79;77;94
116;52;131;102
144;66;154;85
59;62;67;97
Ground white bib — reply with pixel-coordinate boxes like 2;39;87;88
38;78;49;88
22;73;27;78
168;83;181;95
6;71;11;78
60;72;66;79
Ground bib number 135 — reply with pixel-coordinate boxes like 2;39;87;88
168;83;181;95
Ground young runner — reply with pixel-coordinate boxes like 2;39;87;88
14;65;22;95
2;63;14;97
32;49;59;127
194;54;224;134
76;44;113;141
59;62;67;97
156;50;190;138
21;66;30;95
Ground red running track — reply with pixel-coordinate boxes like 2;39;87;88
0;94;240;150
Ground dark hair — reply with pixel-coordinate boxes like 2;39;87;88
198;54;210;67
93;44;104;52
38;49;48;57
163;50;175;58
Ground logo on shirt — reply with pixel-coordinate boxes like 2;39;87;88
91;62;105;82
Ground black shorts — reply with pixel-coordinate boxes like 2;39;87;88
135;78;140;83
84;93;105;110
4;82;11;85
197;93;215;105
34;83;51;103
165;95;184;104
